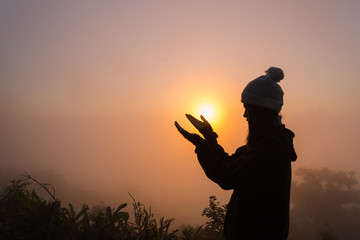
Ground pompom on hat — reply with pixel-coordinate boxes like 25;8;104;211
241;67;285;112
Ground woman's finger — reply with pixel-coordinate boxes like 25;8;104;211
186;114;205;130
200;115;209;124
175;122;190;137
175;121;184;132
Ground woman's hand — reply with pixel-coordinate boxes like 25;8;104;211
175;121;204;146
186;114;218;143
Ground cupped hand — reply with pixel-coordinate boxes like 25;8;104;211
175;121;204;146
185;114;218;141
186;114;209;131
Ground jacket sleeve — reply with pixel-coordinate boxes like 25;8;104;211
195;136;286;190
204;140;247;161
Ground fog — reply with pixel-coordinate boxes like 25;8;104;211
1;108;359;226
1;0;360;228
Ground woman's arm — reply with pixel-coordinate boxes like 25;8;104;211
195;136;285;190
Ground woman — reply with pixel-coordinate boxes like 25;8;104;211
175;67;297;239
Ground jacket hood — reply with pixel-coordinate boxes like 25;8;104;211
275;125;297;162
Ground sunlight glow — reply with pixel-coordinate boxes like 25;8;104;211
197;103;216;122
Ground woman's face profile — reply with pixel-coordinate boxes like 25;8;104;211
243;104;248;121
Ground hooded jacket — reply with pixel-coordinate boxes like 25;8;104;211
195;124;297;240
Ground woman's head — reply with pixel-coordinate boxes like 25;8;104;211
241;67;285;147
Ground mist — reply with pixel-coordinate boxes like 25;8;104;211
1;0;360;231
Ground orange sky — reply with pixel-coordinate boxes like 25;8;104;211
1;1;360;226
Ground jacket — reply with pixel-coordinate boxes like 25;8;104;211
195;125;297;240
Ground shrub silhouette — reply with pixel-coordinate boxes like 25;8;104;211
128;193;177;240
201;196;227;240
1;168;360;240
0;175;177;240
0;179;67;239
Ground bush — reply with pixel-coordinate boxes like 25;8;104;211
0;175;177;240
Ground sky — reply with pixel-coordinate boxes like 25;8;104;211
1;0;360;226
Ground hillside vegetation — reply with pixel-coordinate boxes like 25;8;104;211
1;168;359;240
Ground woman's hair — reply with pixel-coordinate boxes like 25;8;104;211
245;104;280;148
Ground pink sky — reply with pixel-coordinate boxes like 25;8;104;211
1;0;360;226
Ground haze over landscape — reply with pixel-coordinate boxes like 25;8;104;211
1;0;360;227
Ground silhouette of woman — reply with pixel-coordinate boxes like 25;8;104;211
175;67;297;240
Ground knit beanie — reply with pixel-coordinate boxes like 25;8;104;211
241;67;284;112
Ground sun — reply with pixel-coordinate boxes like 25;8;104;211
197;103;216;122
189;97;224;127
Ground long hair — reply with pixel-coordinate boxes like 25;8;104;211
245;104;280;149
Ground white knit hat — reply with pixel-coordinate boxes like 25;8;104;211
241;67;284;112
